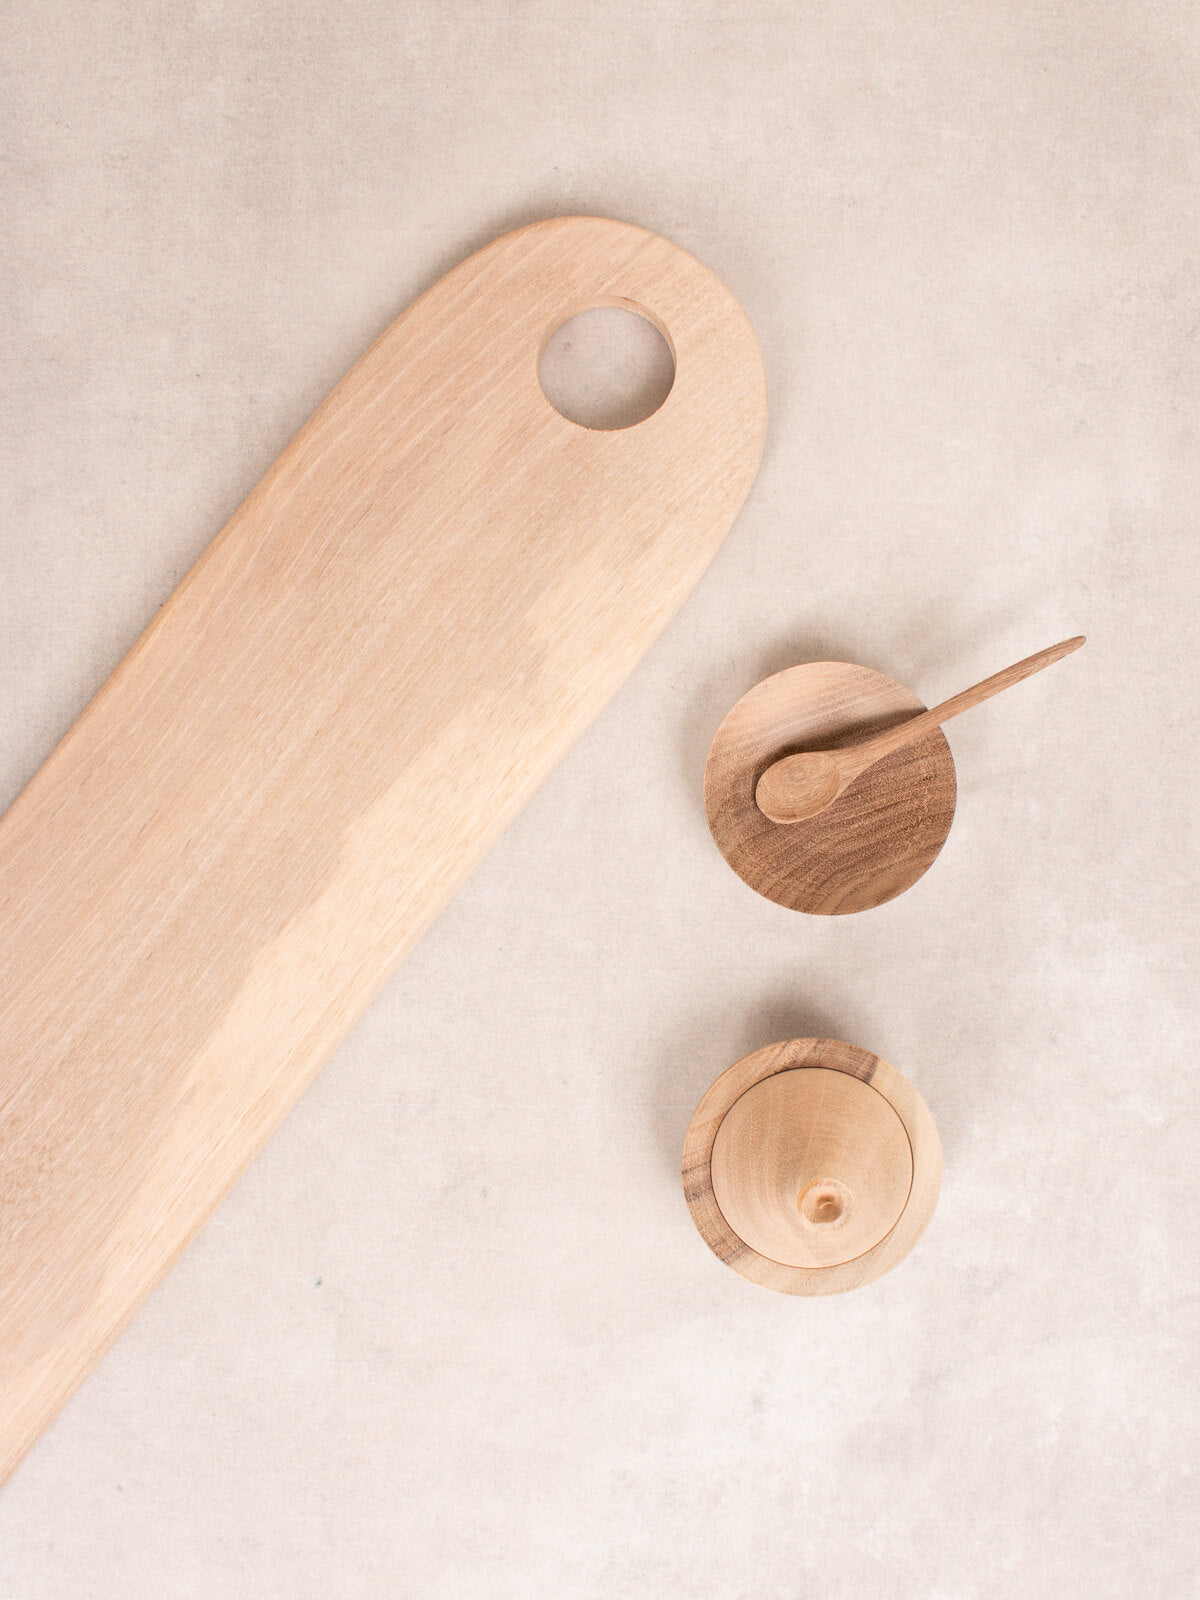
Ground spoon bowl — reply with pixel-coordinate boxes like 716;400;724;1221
756;750;841;824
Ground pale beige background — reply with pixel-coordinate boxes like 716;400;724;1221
2;3;1198;1596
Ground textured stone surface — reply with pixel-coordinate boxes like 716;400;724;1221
2;3;1197;1595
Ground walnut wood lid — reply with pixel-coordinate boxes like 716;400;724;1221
704;662;957;914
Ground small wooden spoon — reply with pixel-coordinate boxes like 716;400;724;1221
755;635;1085;825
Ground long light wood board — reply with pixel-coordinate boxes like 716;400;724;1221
0;216;767;1483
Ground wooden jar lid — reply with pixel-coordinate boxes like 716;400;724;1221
683;1038;940;1295
703;662;957;914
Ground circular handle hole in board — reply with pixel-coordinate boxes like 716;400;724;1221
538;306;675;430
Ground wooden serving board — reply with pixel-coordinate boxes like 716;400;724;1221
0;216;767;1482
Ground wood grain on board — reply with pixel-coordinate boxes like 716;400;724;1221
0;216;767;1483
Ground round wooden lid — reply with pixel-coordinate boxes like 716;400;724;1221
683;1038;941;1295
710;1068;913;1269
703;662;957;914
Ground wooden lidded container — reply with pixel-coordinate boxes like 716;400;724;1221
683;1038;940;1295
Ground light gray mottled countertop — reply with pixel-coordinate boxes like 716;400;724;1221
2;4;1197;1595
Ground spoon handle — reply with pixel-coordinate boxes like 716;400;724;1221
840;635;1086;780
